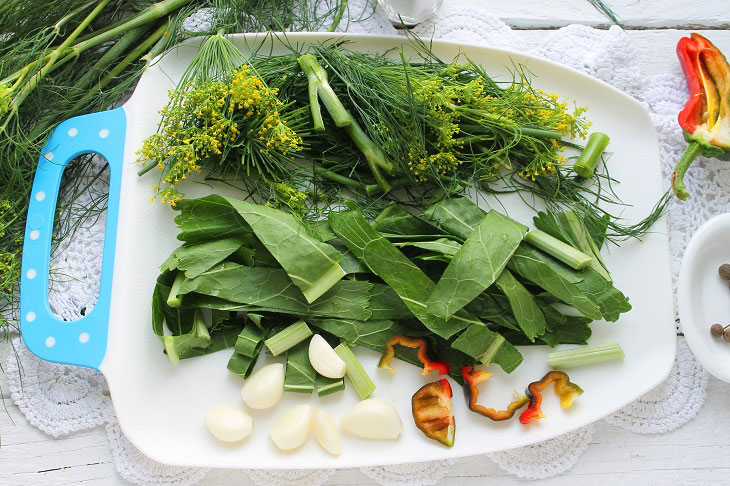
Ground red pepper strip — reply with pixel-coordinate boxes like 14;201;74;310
461;366;528;421
378;336;451;376
519;371;584;425
412;378;455;447
673;33;730;200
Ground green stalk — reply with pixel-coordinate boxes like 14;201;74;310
4;0;113;127
297;54;353;127
71;21;169;114
314;166;366;190
265;319;313;356
334;343;375;399
548;342;624;369
166;271;186;307
672;141;700;200
573;132;610;178
519;127;564;140
53;0;98;34
328;0;348;32
70;0;192;55
524;229;593;270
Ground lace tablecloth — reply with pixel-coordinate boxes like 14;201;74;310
6;3;717;484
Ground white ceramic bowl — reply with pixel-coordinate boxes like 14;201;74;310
679;213;730;382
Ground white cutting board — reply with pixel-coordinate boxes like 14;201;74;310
23;33;676;469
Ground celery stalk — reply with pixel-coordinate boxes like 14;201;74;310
548;342;624;369
525;230;593;270
166;271;186;307
334;343;375;399
265;320;313;356
573;132;610;178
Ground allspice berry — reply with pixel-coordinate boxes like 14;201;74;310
711;323;725;337
719;263;730;281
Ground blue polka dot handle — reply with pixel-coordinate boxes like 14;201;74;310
20;107;126;370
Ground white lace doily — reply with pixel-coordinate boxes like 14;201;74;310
5;4;711;485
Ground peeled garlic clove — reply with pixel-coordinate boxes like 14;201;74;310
340;397;402;440
312;409;341;456
270;404;312;450
308;334;346;379
241;362;285;409
205;406;253;443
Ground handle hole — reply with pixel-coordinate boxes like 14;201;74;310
48;153;109;322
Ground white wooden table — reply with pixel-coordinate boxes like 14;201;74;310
2;1;730;484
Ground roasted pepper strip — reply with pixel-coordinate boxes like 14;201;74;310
412;378;455;447
379;336;450;376
672;33;730;200
461;366;528;421
519;370;583;425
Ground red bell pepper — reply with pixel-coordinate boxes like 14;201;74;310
461;366;528;421
411;379;455;447
519;370;583;425
378;336;451;376
672;33;730;200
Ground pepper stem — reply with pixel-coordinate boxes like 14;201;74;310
672;141;701;200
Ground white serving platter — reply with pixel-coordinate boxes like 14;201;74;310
679;213;730;382
83;32;674;469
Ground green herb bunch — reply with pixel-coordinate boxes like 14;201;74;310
138;64;305;204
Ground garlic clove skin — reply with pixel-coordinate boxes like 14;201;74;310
270;404;313;450
340;397;403;440
308;334;346;379
312;409;342;456
241;362;285;409
205;406;254;443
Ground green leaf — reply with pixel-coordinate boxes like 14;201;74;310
178;318;244;359
423;197;487;240
174;195;253;243
225;197;345;303
234;324;265;358
393;238;462;256
178;262;372;320
426;210;527;318
367;284;413;321
507;245;602;320
539;315;593;346
227;352;258;378
160;238;246;278
328;209;472;339
284;340;316;393
373;204;445;237
494;269;547;341
465;292;521;331
316;374;345;396
451;324;523;373
574;267;631;322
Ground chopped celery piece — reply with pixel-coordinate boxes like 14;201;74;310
265;320;312;356
334;343;375;399
166;271;186;307
524;230;592;270
548;342;624;369
573;132;610;178
284;340;316;393
316;374;345;396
